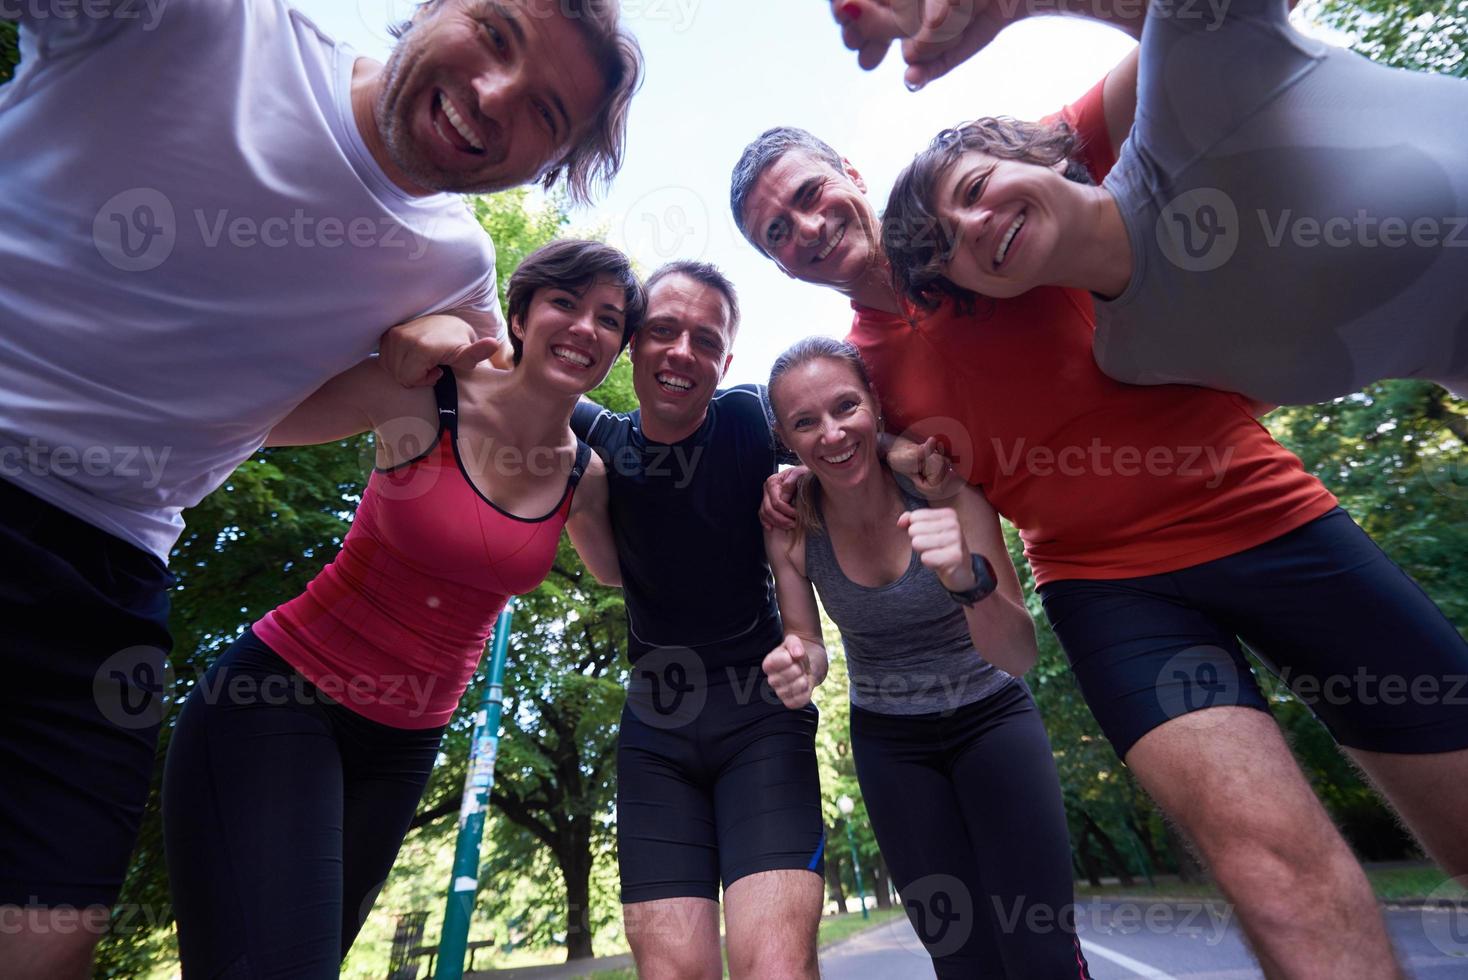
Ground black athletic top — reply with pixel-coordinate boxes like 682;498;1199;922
571;385;782;665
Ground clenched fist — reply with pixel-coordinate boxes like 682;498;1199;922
897;506;976;592
763;634;815;709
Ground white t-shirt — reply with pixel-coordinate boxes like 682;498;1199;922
0;0;504;560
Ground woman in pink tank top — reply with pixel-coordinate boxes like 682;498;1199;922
161;241;639;977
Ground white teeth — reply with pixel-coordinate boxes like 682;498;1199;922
994;212;1025;267
439;93;484;151
823;448;856;464
656;373;692;390
553;346;591;367
816;223;846;262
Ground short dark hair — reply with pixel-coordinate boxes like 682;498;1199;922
883;117;1093;313
504;239;645;364
390;0;643;205
729;127;847;252
644;261;741;335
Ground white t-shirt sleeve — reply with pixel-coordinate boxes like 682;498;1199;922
448;271;507;343
13;0;200;58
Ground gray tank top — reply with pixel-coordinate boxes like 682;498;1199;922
1095;0;1468;404
804;478;1012;716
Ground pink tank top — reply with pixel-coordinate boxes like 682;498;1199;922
254;371;590;728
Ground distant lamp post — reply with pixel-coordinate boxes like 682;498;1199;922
837;795;869;919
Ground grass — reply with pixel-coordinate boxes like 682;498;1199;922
817;905;906;947
1075;863;1466;903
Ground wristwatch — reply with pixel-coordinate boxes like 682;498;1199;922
946;554;998;607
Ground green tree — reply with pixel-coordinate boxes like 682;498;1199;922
1;19;18;84
1304;0;1467;73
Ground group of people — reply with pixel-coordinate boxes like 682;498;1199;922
2;1;1465;980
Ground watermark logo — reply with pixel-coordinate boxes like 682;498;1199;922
1422;877;1468;957
1421;448;1468;500
1156;646;1243;727
619;186;710;263
93;645;174;730
93;187;176;272
897;875;973;959
1157;188;1238;273
625;646;707;730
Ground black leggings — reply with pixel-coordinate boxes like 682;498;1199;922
162;629;445;978
851;681;1091;980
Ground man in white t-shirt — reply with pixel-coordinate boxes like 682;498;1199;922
0;1;640;974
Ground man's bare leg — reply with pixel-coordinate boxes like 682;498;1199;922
0;906;108;980
1347;746;1468;877
724;869;823;980
623;896;722;980
1125;706;1404;979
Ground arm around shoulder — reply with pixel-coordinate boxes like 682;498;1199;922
566;454;622;587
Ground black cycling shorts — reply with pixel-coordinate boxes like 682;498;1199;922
617;648;825;904
1040;508;1468;760
0;478;174;910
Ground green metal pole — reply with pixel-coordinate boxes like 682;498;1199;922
436;598;516;980
843;821;869;919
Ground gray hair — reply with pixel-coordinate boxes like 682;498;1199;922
729;127;847;252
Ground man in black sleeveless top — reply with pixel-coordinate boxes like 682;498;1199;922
572;263;824;980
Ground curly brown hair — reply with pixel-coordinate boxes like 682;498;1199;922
882;117;1093;314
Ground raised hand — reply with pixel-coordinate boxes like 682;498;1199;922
885;435;963;501
763;633;815;709
898;506;976;592
830;0;1015;90
378;314;503;388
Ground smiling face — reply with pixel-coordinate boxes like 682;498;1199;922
629;274;736;441
513;278;629;395
376;0;606;194
741;151;881;288
934;149;1081;299
770;357;882;493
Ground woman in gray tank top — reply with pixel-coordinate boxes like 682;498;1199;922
762;337;1092;979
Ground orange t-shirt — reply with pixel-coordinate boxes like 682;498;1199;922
850;77;1337;586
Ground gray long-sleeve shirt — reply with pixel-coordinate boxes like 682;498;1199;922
1094;0;1468;404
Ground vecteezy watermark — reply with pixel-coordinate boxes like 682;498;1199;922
993;0;1230;29
1155;645;1245;729
1421;447;1468;500
991;437;1236;488
93;646;174;730
93;187;439;272
1158;188;1468;272
0;0;168;31
1421;876;1468;957
0;898;174;936
1277;667;1468;710
894;875;975;959
624;646;709;730
93;187;177;272
1156;187;1241;273
618;186;711;263
851;672;974;715
0;438;172;489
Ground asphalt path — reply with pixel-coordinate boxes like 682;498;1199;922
819;899;1468;978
